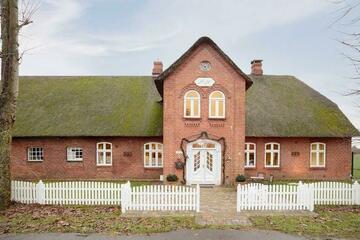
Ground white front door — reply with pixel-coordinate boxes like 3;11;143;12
186;140;221;185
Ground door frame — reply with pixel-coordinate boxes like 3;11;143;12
186;139;222;185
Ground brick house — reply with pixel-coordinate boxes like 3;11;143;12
10;37;359;184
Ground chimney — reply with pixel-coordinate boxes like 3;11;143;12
152;60;163;78
251;59;263;75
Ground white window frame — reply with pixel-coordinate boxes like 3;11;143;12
264;142;280;168
310;142;326;168
27;147;44;162
144;142;163;168
184;90;201;118
245;143;256;168
96;142;112;166
67;147;83;162
208;91;225;119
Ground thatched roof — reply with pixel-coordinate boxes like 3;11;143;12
10;75;358;137
154;36;253;96
246;75;359;137
12;76;163;137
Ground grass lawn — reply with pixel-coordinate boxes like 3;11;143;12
250;206;360;239
0;204;199;234
354;153;360;179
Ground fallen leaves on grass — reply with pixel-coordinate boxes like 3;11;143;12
0;203;198;234
250;205;360;239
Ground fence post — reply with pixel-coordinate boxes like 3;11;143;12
121;181;131;213
353;181;360;205
36;180;45;204
308;183;314;211
196;184;200;212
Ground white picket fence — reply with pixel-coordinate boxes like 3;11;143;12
121;182;200;213
310;181;360;205
237;182;314;212
11;180;124;205
237;181;360;212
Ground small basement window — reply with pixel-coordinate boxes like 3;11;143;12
28;147;44;161
144;142;163;168
67;147;83;161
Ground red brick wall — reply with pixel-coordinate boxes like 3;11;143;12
244;137;352;180
11;137;163;180
162;42;247;184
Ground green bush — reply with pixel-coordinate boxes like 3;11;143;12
236;174;246;182
166;174;178;182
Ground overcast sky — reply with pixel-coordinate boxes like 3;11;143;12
18;0;360;130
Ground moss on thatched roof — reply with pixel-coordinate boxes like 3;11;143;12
12;76;163;137
246;75;359;137
10;74;358;137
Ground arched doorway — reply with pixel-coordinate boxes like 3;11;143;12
186;139;221;185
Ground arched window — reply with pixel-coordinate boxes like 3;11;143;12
209;91;225;118
97;142;112;166
245;143;256;168
144;142;163;168
184;90;200;118
264;143;280;167
310;142;326;167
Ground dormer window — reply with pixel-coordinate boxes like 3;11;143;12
184;90;200;118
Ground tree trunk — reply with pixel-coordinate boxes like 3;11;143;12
0;0;19;210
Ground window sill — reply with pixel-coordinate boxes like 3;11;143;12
183;117;201;120
96;164;112;167
144;167;163;169
67;160;83;162
208;117;226;120
27;160;43;162
310;166;326;170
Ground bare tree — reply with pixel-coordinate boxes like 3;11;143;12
0;0;35;210
333;1;360;95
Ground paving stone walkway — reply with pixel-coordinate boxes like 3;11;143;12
195;186;252;226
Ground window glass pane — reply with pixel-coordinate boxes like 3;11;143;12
273;153;279;166
98;144;104;149
145;144;149;150
151;143;156;149
193;99;199;116
249;153;255;166
158;144;162;150
319;152;325;166
106;143;111;150
210;91;223;98
185;99;191;116
187;91;198;98
311;144;317;151
249;144;255;150
265;144;271;150
273;144;279;150
319;144;325;151
265;153;271;165
145;152;150;166
158;152;163;166
105;152;111;164
218;100;224;116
